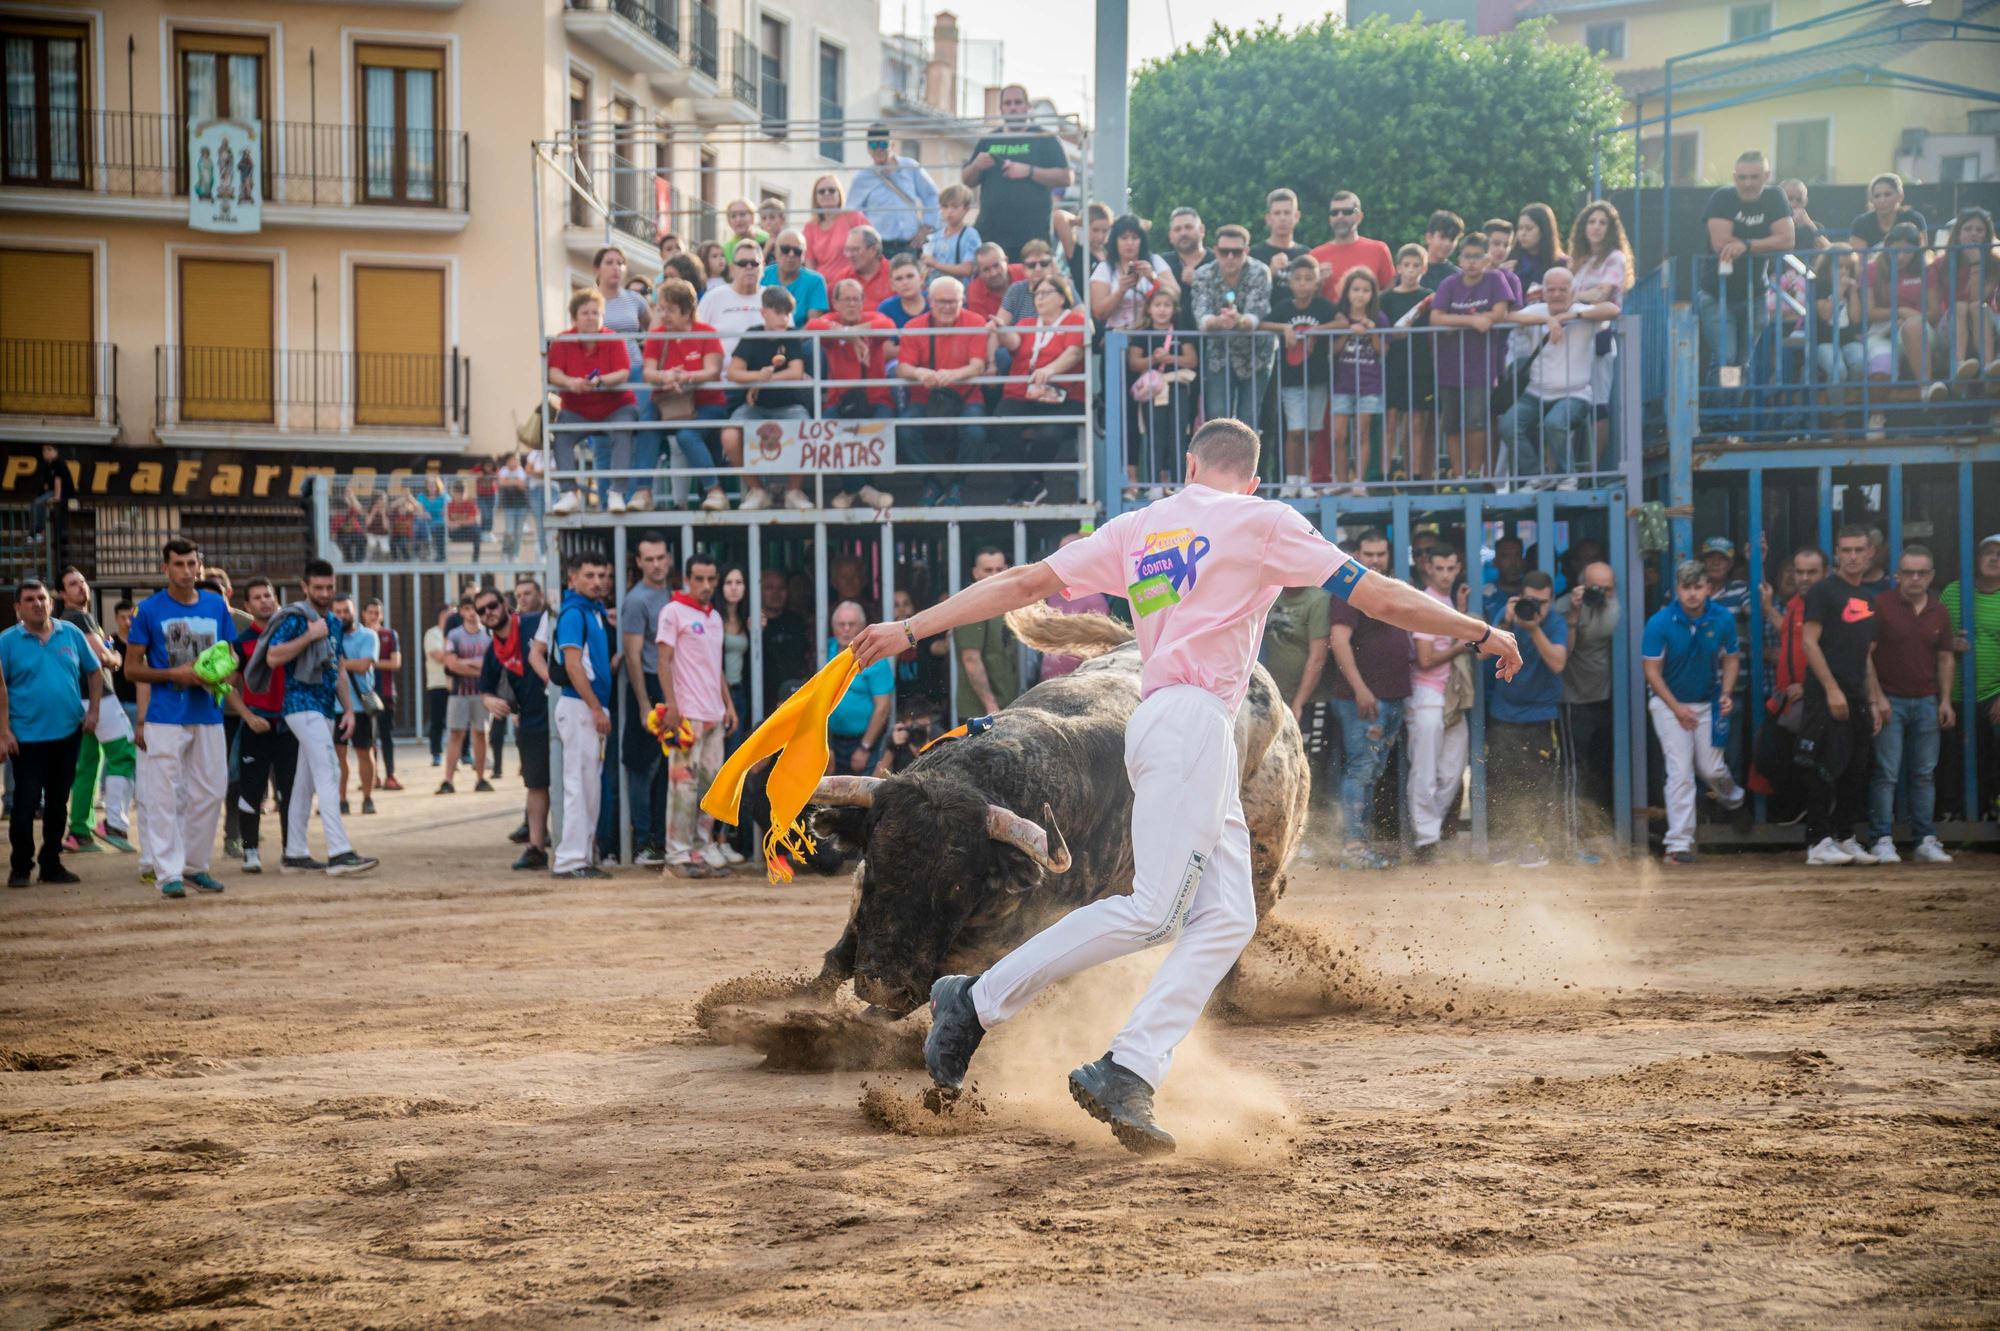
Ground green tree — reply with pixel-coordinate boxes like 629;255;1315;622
1129;16;1633;251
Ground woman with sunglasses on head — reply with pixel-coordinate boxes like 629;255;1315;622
804;174;870;287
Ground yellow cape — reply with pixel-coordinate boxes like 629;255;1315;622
700;648;861;882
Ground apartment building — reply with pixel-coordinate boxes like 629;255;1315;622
0;0;889;482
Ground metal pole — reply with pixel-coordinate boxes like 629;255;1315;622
1746;466;1766;829
1092;0;1129;214
1466;492;1487;857
748;523;764;724
1957;459;1978;821
946;521;962;722
614;522;631;866
1607;484;1634;855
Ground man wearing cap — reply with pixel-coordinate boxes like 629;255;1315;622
847;127;940;260
1941;533;2000;822
1642;560;1746;865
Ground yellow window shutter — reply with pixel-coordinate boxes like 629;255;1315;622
0;247;94;416
178;256;272;422
353;265;445;427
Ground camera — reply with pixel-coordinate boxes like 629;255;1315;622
1514;596;1543;623
1581;585;1606;609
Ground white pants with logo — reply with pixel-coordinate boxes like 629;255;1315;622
284;711;352;860
93;697;135;834
553;695;604;873
1648;696;1742;853
1405;693;1468;847
971;685;1257;1091
136;722;225;883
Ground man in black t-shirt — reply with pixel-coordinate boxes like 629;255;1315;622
962;84;1073;261
1797;526;1889;867
1249;187;1310;282
1420;209;1463;291
1847;173;1927;250
1697;149;1794;372
727;288;812;416
757;570;810;711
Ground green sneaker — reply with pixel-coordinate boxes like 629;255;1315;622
139;868;157;887
187;871;226;894
95;821;136;853
159;878;186;899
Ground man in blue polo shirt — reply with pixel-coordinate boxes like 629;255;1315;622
1487;569;1569;867
1;578;98;887
1643;559;1748;865
552;549;614;880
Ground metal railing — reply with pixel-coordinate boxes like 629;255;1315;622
0;339;117;426
728;33;760;107
1685;242;2000;444
536;323;1090;513
154;345;469;435
16;109;470;211
689;3;721;79
566;0;683;52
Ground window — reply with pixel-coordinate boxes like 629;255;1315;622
1940;152;1981;183
818;42;844;161
0;247;95;415
760;15;787;138
356;45;444;206
1641;131;1700;186
568;69;590;226
653;129;673;244
690;2;719;79
177;256;274;424
1775;118;1830;185
1729;3;1773;41
176;31;267;198
1583;21;1625;60
2;19;89;188
609;96;643;238
352;265;445;427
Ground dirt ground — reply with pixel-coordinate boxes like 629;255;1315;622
2;777;1997;1330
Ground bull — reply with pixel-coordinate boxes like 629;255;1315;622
807;604;1309;1018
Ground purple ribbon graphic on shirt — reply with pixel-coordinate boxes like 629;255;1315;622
1135;534;1211;594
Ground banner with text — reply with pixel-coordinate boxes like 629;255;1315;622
742;417;895;474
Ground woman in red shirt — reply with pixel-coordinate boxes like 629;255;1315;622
545;287;637;515
804;174;869;288
995;274;1087;504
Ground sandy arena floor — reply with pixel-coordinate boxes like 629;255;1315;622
2;776;1997;1329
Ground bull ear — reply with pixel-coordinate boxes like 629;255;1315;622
988;849;1047;895
809;805;869;853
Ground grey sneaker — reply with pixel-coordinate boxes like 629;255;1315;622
279;855;327;875
923;974;986;1092
325;851;379;876
241;847;263;874
1068;1053;1176;1157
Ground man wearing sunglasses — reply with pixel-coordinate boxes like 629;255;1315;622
846;123;940;260
1309;190;1395;304
478;590;551;871
759;229;829;329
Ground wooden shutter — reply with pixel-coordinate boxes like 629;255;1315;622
0;247;93;415
353;265;444;427
178;256;273;422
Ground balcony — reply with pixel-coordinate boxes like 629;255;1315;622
562;0;694;93
0;111;471;232
689;31;762;124
0;340;118;443
154;345;471;451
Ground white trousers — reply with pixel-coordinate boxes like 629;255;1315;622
970;685;1258;1091
284;711;352;860
92;698;135;834
1647;696;1742;853
136;722;225;883
1405;694;1469;847
553;695;603;873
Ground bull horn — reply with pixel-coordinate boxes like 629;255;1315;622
986;801;1072;874
812;776;884;807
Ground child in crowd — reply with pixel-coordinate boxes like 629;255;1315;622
1329;266;1389;495
1383;243;1437;482
922;183;981;287
1260;254;1337;496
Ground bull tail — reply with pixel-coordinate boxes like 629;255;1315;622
1004;602;1134;660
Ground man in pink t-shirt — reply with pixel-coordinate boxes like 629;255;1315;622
655;555;736;879
850;418;1520;1154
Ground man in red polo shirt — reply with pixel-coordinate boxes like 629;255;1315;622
896;275;990;507
546;288;637;515
842;225;896;311
808;277;898;511
965;242;1022;323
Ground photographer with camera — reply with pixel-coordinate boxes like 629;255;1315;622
1486;569;1569;868
1561;558;1619;859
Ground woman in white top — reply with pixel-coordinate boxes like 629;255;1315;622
1089;213;1177;332
1566;200;1635;424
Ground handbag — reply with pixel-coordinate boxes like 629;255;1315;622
1490;328;1549;419
654;387;696;420
1131;331;1173;402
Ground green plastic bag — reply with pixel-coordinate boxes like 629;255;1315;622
194;639;239;704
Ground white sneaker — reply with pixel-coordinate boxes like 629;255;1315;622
607;491;628;514
782;488;814;510
1806;836;1853;866
1913;836;1953;864
857;484;893;510
1870;836;1902;864
830;490;856;509
701;486;729;511
1836;837;1879;865
627;489;653;512
1713;783;1746;811
550;491;581;516
700;843;730;869
738;487;771;510
715;841;745;865
241;847;262;874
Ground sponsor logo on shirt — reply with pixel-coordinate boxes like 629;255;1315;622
1841;597;1875;624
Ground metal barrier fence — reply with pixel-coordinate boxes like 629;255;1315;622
21;109;471;212
1103;317;1638;514
1685;242;2000;444
535;323;1092;513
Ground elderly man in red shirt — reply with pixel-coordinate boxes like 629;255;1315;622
896;275;990;507
807;277;898;511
